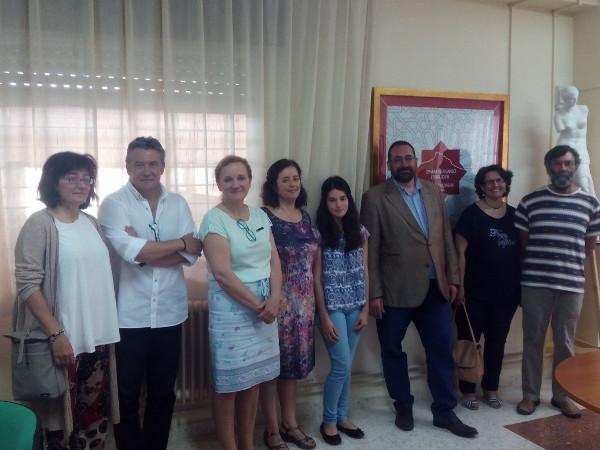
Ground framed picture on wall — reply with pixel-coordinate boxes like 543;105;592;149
371;87;509;225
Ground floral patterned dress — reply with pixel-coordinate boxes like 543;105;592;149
263;208;320;379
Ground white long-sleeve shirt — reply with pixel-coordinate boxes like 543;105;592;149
98;182;197;328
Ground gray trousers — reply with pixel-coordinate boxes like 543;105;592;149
521;286;583;402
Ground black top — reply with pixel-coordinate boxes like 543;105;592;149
455;203;520;304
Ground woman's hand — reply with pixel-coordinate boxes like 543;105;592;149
51;334;75;368
454;285;466;305
320;316;338;342
354;308;369;332
258;296;279;324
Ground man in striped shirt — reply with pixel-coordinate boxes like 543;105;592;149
515;145;600;418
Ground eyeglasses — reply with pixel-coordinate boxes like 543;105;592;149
148;222;160;241
483;177;505;186
62;175;94;185
236;219;256;242
391;155;416;163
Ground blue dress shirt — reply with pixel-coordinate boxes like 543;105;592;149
392;177;436;279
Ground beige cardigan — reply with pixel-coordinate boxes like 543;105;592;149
13;209;120;433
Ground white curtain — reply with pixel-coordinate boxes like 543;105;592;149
0;0;369;396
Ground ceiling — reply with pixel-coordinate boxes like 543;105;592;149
470;0;600;15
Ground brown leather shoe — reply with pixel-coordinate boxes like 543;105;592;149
551;398;582;419
516;399;540;415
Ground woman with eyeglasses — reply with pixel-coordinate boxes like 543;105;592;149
199;155;282;450
12;152;120;449
454;164;520;411
258;159;320;450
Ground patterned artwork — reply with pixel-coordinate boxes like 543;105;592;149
385;105;496;176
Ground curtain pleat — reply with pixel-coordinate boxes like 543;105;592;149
0;0;370;398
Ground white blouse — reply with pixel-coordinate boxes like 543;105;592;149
55;213;120;356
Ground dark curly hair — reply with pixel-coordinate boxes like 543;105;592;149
474;164;513;199
316;176;362;252
38;152;97;209
544;145;581;168
261;159;307;208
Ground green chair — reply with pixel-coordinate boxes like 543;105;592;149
0;400;43;450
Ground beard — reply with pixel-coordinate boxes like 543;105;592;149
392;167;415;183
550;171;574;189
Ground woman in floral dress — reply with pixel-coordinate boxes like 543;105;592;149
259;159;320;450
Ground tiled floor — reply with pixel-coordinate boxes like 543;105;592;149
155;355;593;450
505;409;600;450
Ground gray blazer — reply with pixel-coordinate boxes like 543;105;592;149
360;178;458;308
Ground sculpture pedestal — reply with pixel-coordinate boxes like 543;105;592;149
576;248;600;347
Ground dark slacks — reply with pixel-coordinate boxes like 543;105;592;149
455;299;517;394
113;324;182;450
376;281;457;419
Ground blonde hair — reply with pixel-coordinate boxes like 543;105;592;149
214;155;252;182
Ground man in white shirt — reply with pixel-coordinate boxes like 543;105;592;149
99;136;202;450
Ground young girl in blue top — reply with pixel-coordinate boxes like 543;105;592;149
314;176;369;445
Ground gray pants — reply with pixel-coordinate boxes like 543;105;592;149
521;286;583;402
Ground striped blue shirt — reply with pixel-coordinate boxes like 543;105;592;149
514;186;600;293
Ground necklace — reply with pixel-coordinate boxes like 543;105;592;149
483;198;504;210
273;205;302;223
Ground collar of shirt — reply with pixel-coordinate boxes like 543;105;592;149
390;176;436;279
392;176;422;196
126;181;169;202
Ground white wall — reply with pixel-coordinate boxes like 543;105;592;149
339;0;575;379
574;7;600;189
573;7;600;345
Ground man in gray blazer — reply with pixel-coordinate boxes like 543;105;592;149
360;140;477;438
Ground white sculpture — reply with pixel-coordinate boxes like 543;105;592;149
554;85;595;195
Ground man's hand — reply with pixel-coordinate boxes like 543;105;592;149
181;233;203;256
448;284;459;303
370;297;385;320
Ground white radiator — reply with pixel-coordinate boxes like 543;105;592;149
176;300;212;407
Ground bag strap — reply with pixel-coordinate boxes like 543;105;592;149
3;332;28;364
461;303;478;344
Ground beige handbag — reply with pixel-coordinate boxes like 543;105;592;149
453;304;484;384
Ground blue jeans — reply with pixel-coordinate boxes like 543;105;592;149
376;281;457;420
320;307;362;424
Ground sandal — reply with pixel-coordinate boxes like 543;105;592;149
263;431;289;450
462;398;480;410
280;424;316;450
484;395;503;409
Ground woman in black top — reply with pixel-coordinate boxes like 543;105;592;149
454;164;520;410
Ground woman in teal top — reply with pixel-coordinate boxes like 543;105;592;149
199;155;283;450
